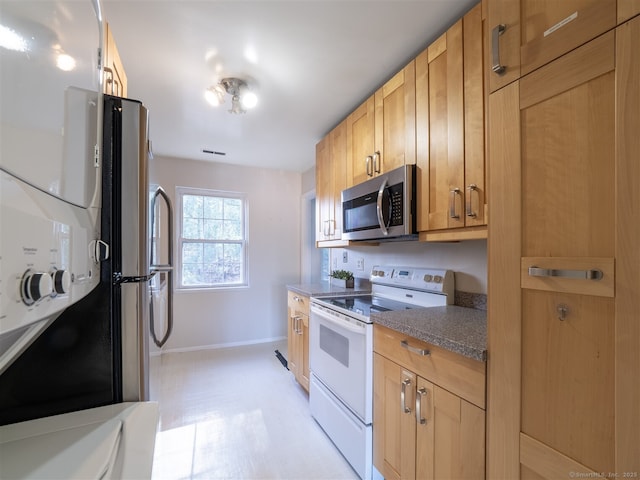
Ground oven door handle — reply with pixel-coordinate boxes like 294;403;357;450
376;178;389;236
311;307;365;335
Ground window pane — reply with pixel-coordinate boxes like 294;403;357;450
203;219;224;239
223;243;242;282
183;218;202;239
183;243;203;264
223;219;242;240
183;195;203;219
182;263;202;286
204;196;223;219
224;199;241;221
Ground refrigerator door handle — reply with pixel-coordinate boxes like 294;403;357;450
150;186;174;348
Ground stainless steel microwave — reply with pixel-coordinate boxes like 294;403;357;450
341;164;416;241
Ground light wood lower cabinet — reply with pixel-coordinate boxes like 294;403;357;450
287;291;309;392
373;325;485;480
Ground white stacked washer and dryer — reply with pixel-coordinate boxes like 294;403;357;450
0;1;161;477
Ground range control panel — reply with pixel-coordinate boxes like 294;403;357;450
370;265;454;298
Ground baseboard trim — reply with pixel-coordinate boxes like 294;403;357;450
155;336;287;355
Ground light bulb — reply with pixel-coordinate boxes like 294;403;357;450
241;91;258;109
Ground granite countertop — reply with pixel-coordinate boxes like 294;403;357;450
371;306;487;362
286;281;371;297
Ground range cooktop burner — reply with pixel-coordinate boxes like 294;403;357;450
319;294;418;319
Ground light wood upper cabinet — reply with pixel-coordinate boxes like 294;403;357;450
103;22;127;97
487;0;618;93
346;96;376;186
487;18;640;479
416;3;487;239
346;62;416;187
316;120;347;245
373;325;486;480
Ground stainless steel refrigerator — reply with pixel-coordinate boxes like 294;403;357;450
102;94;174;402
0;95;174;424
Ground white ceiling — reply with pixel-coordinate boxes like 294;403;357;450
101;0;478;173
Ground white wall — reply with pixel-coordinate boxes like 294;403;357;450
331;240;487;294
150;155;302;352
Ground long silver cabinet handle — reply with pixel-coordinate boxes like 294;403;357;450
416;388;427;425
373;151;381;174
449;188;461;219
401;379;412;414
366;156;373;177
401;340;430;356
491;24;506;74
466;184;478;218
528;267;604;281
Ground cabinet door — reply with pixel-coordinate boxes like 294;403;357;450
315;134;332;241
462;3;486;227
103;22;127;97
521;32;615;474
433;385;485;480
618;0;640;24
330;120;347;238
414;377;435;480
488;25;640;477
346;96;376;186
287;306;300;381
373;353;416;480
298;313;310;391
426;20;465;231
487;0;616;92
374;61;416;175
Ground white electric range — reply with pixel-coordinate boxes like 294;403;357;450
309;265;454;480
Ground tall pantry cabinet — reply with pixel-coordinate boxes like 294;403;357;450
487;4;640;479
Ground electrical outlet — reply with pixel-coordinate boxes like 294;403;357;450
356;258;365;271
342;251;348;263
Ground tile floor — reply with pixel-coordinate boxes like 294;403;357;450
150;340;359;480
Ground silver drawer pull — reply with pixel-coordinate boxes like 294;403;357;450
401;340;430;356
528;266;603;281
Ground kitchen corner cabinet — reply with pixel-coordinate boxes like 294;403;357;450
416;3;487;240
487;16;640;479
316;120;347;246
287;290;310;392
103;22;128;97
346;61;416;187
487;0;621;93
373;324;485;480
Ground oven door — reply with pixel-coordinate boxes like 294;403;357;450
309;303;372;423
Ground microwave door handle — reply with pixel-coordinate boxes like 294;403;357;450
376;178;389;236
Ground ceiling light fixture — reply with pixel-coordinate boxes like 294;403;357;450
205;77;257;114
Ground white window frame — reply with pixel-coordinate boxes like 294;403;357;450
176;186;248;290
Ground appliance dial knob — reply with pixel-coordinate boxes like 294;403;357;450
433;275;443;283
51;269;71;295
21;270;53;305
423;274;433;282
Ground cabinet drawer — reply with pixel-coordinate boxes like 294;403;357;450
287;291;309;315
374;324;486;409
